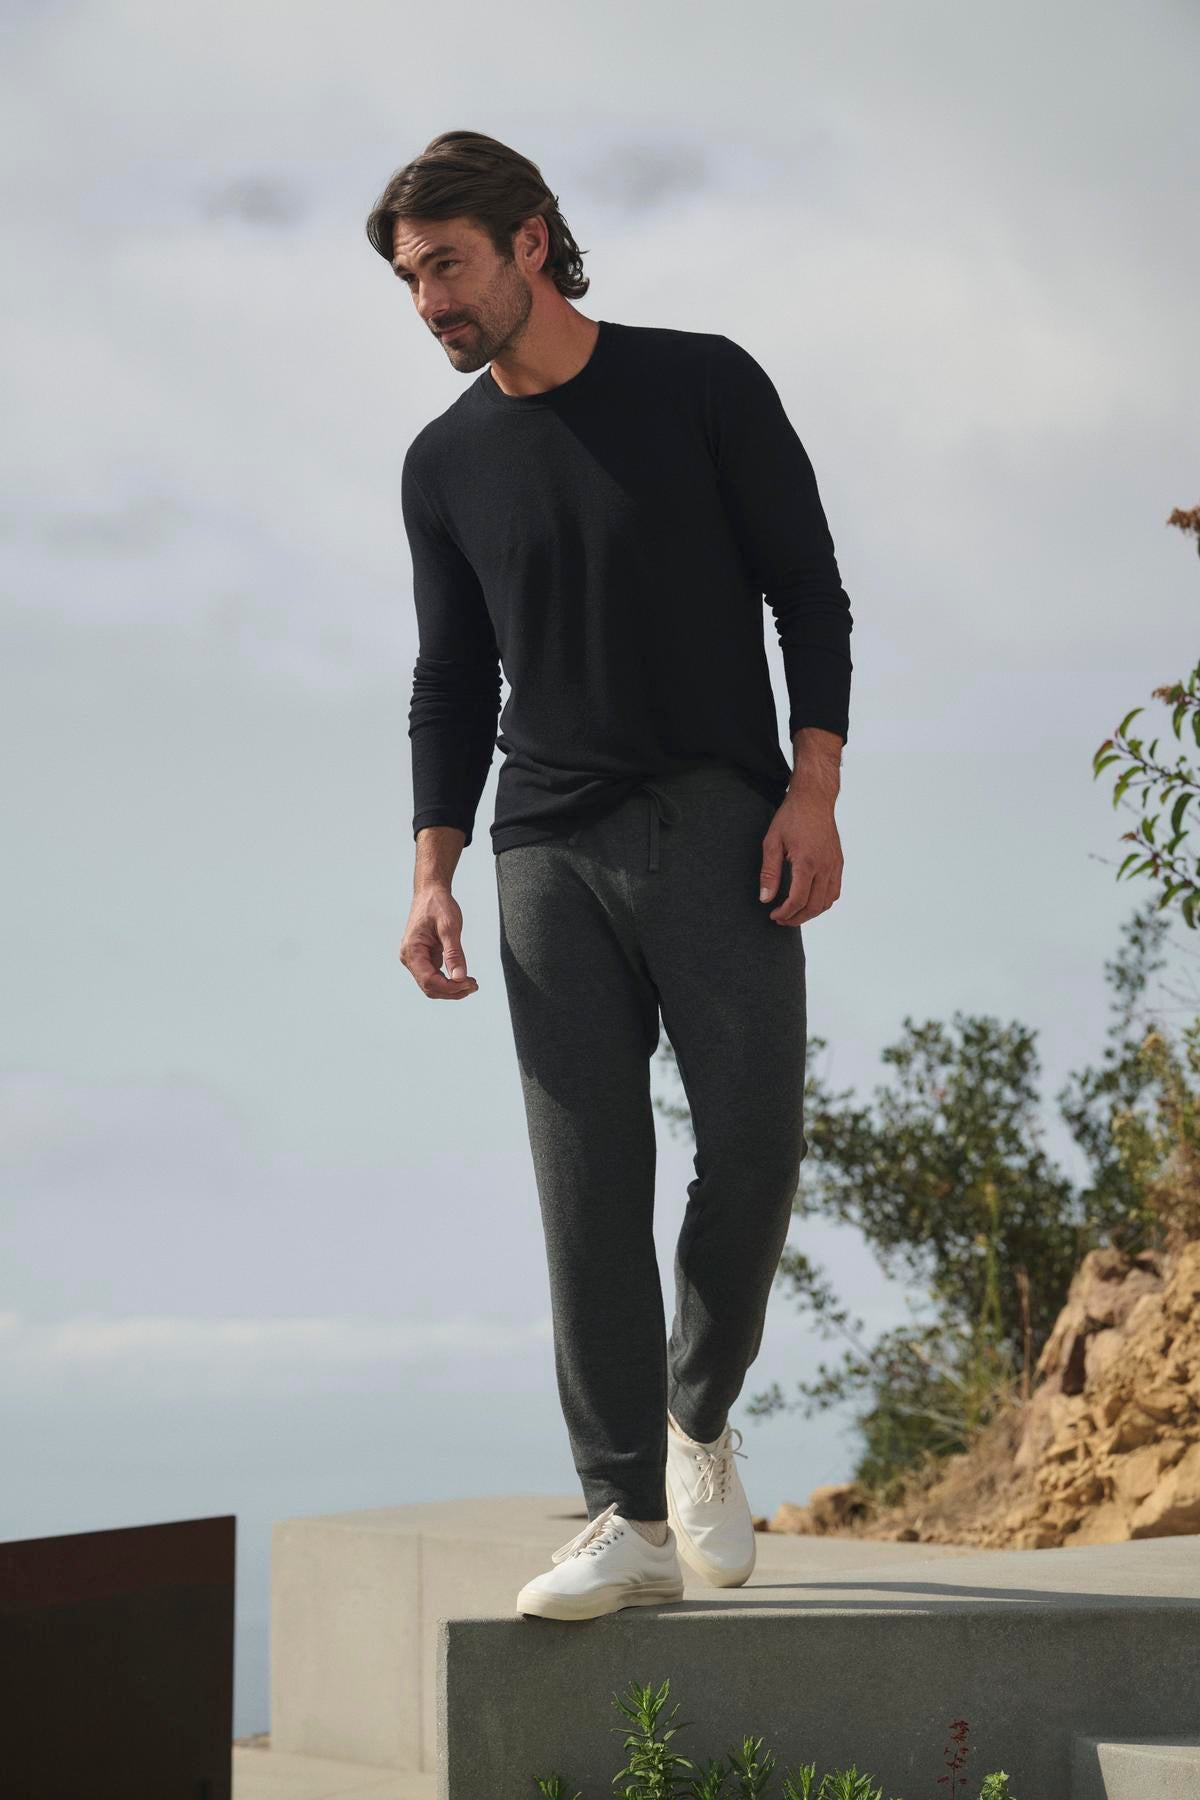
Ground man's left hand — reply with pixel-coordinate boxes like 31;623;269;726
759;787;843;926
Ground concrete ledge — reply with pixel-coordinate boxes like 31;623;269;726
270;1495;982;1774
232;1744;435;1798
435;1532;1200;1799
1072;1735;1200;1800
269;1496;1200;1795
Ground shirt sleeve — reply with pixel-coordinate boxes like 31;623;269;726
401;445;502;848
704;335;853;746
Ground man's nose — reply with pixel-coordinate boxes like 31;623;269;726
415;284;449;323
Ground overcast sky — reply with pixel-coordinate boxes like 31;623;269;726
2;0;1198;1737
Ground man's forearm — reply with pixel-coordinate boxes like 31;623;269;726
789;725;843;804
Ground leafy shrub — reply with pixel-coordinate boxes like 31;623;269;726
531;1677;1016;1799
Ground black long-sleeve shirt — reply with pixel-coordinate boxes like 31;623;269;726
400;318;853;852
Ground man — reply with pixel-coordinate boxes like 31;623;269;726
368;131;852;1623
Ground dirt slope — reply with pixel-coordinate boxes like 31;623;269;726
764;1241;1200;1549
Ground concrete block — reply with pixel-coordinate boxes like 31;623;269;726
435;1530;1200;1799
270;1515;422;1768
266;1495;1200;1795
232;1743;436;1798
1072;1734;1200;1800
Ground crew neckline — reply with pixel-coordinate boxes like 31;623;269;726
479;319;613;409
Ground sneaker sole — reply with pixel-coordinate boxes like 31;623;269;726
666;1489;756;1588
516;1577;685;1621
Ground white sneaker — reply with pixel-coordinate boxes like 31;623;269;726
665;1413;757;1587
516;1501;685;1621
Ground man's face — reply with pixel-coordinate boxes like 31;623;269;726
391;214;534;372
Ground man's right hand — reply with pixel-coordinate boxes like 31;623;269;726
400;881;479;1000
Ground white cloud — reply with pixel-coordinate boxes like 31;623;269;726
0;1307;552;1380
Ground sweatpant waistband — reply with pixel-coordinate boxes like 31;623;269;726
566;778;689;872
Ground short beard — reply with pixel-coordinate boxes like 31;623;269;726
442;262;534;373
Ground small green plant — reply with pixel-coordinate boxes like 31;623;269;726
609;1678;697;1798
534;1680;1016;1799
778;1773;897;1800
726;1734;776;1797
684;1758;731;1799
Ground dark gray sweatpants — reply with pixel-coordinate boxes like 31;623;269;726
494;763;809;1522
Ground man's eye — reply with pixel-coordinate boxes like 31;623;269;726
399;259;457;286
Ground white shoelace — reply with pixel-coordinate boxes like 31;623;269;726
692;1425;748;1503
551;1500;624;1562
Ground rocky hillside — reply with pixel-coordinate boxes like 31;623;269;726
762;1240;1200;1549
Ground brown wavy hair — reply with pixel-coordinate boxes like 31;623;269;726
365;130;590;299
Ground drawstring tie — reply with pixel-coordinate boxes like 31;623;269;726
637;779;682;872
564;779;683;871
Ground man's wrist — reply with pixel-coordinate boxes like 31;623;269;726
414;822;466;889
789;725;843;801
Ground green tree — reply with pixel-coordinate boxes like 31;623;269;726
1092;502;1200;924
1053;902;1188;1249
